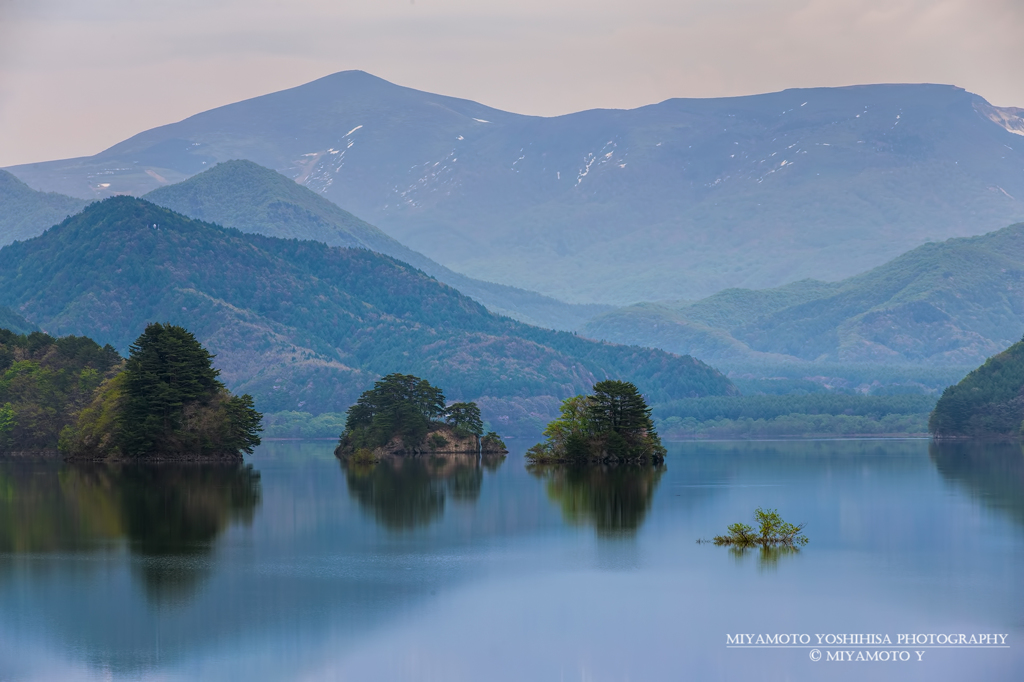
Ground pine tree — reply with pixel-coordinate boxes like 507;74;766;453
117;323;261;457
445;402;483;436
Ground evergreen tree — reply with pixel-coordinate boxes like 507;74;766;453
587;380;656;441
342;373;446;448
528;380;665;463
445;402;483;436
115;323;262;457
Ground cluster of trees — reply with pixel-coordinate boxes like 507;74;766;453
64;323;263;460
0;329;120;451
527;380;666;464
929;336;1024;438
338;373;505;455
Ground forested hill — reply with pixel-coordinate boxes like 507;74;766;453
929;338;1024;439
583;221;1024;367
0;170;87;247
0;196;735;427
143;160;609;330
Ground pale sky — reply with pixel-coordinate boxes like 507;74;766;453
1;0;1022;167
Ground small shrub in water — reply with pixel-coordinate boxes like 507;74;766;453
713;508;808;547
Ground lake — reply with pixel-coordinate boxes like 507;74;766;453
1;439;1021;681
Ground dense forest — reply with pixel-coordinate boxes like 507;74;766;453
0;306;36;336
929;337;1024;438
0;329;121;452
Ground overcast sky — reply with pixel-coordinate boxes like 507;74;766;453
1;0;1022;167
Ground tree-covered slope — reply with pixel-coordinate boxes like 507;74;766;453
143;160;609;329
583;222;1024;366
929;338;1024;438
0;329;121;451
0;306;36;335
8;73;1024;304
0;197;735;428
0;169;87;246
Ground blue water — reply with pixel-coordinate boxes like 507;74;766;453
1;439;1021;681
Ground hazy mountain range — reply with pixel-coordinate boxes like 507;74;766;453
0;197;734;433
0;163;606;331
142;160;609;329
583;221;1024;367
7;71;1024;304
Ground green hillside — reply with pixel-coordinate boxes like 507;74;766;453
0;197;735;434
0;306;36;335
144;160;609;330
929;338;1024;439
0;170;87;246
0;329;121;452
584;222;1024;367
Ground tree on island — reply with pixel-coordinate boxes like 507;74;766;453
527;380;666;464
337;373;506;458
64;323;262;460
445;401;483;437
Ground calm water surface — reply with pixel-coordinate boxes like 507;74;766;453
1;439;1021;681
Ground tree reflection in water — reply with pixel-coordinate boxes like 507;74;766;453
726;544;801;571
930;440;1024;527
0;461;261;602
528;463;665;537
342;453;505;530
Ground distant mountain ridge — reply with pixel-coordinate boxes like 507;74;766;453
7;72;1024;304
0;196;735;432
582;221;1024;366
143;160;609;330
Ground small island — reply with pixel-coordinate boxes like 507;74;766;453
712;508;808;548
526;380;666;464
335;373;507;462
63;323;263;462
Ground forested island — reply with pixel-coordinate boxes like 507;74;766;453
527;380;666;464
1;322;262;461
335;373;507;462
929;336;1024;439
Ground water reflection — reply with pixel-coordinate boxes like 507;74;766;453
0;461;261;602
528;463;665;536
726;544;802;571
930;440;1024;526
342;453;506;530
